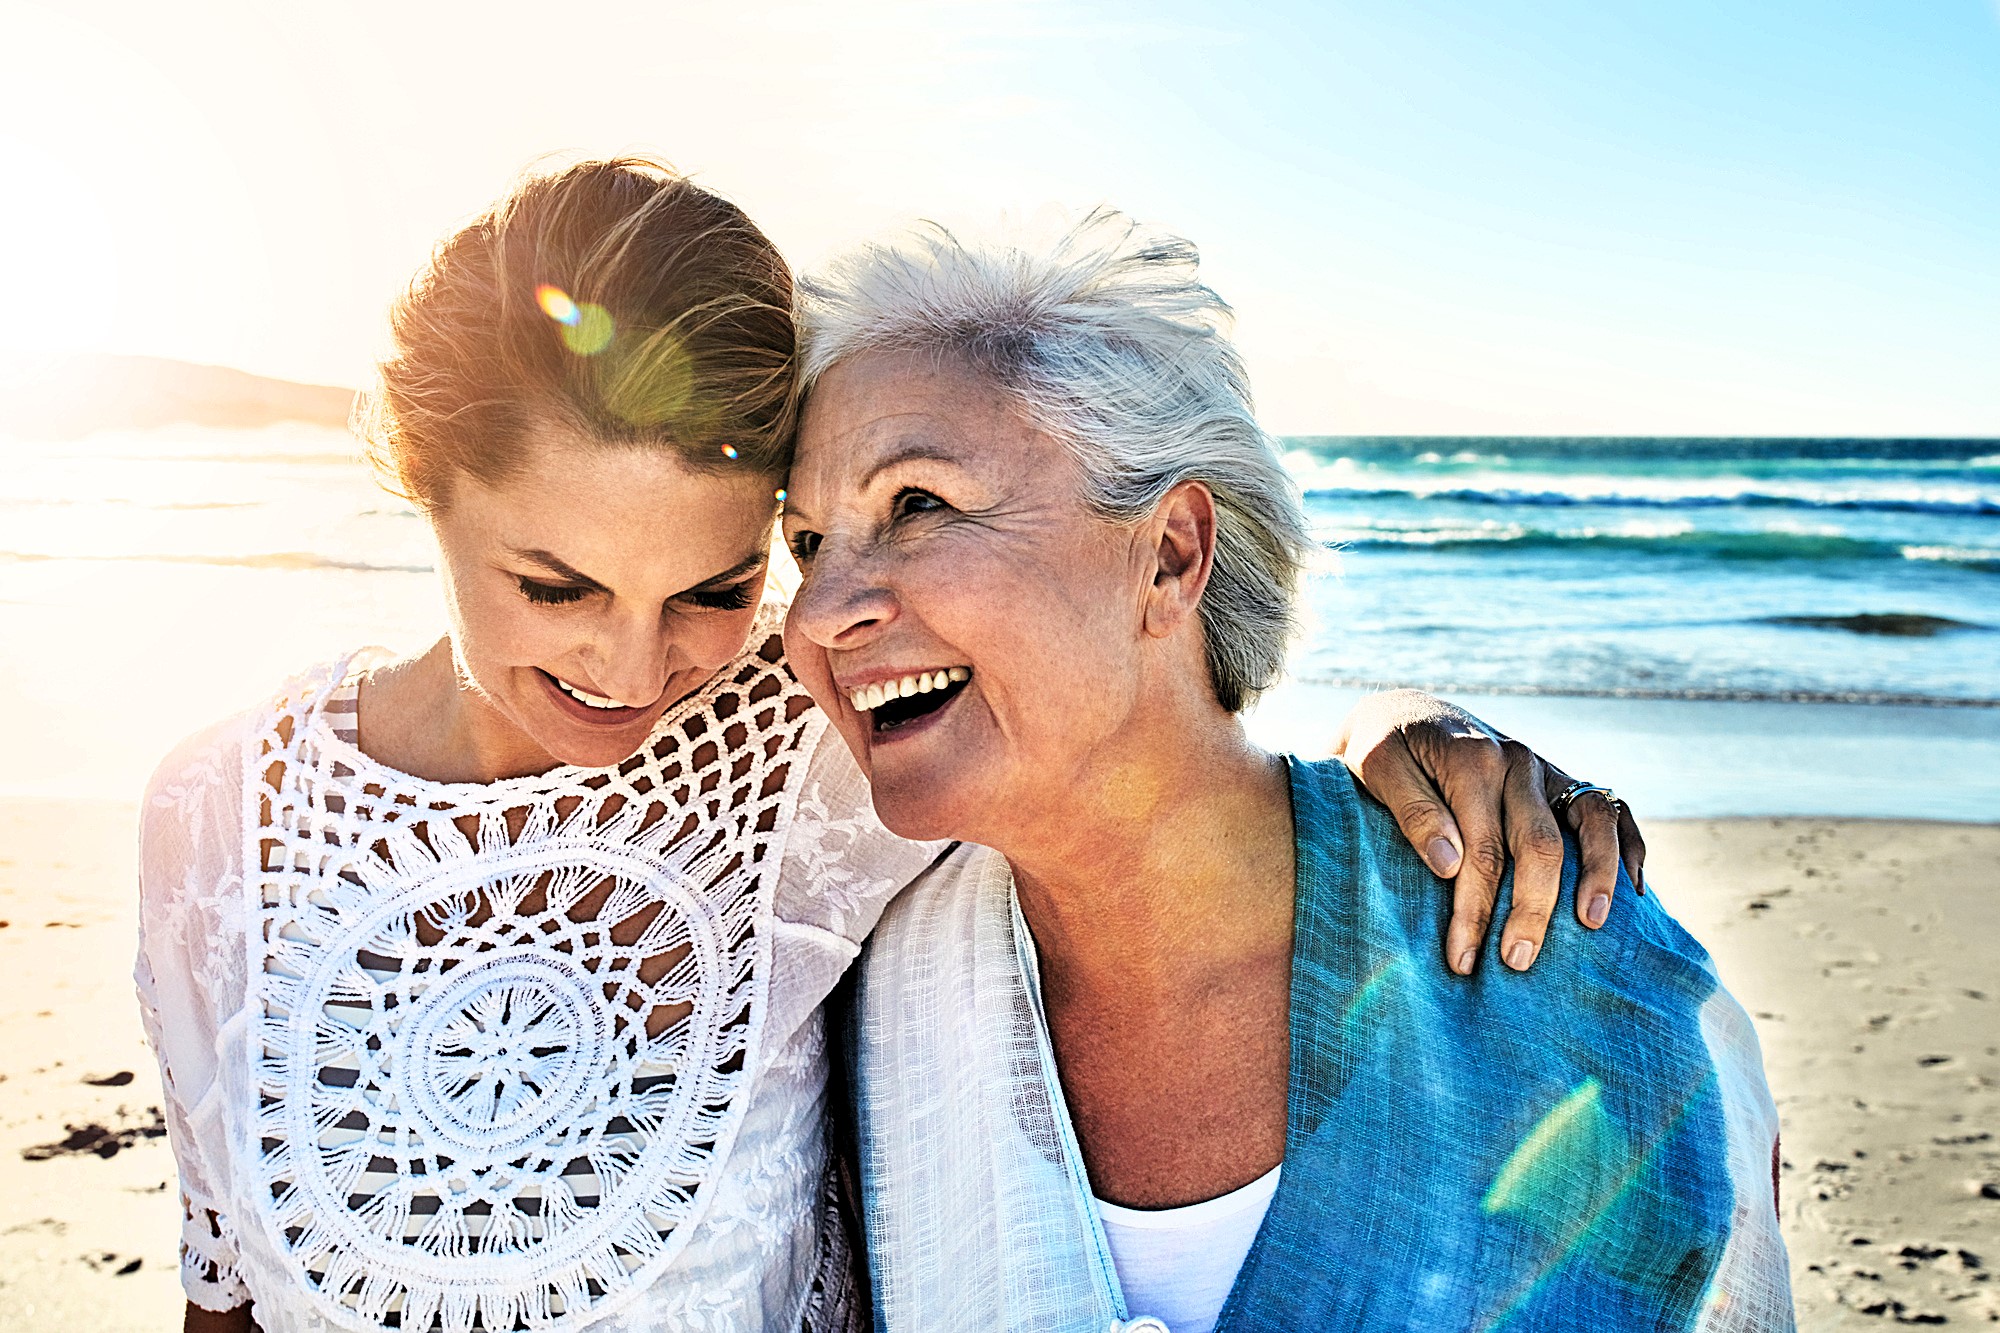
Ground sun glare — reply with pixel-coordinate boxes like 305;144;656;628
1;4;280;376
0;139;122;359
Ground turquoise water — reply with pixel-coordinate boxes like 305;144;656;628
1;427;1995;805
1285;437;2000;706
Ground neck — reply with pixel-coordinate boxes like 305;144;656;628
361;639;561;784
1007;707;1297;1000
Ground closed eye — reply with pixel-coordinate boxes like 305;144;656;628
518;577;589;606
681;579;759;611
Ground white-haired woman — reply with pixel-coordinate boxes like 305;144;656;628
781;215;1794;1333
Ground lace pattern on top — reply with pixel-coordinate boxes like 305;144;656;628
136;721;256;1312
242;617;818;1333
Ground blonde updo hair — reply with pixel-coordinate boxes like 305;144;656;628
364;156;797;510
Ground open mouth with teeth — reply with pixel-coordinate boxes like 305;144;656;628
849;667;971;734
538;668;647;719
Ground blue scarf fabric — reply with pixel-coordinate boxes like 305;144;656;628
848;757;1793;1332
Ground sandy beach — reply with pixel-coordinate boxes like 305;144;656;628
4;0;1995;1321
0;795;1990;1329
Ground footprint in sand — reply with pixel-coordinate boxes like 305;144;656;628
19;1109;166;1161
80;1251;142;1276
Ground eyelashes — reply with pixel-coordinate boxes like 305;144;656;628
893;487;945;519
515;576;758;611
518;577;587;606
683;582;757;611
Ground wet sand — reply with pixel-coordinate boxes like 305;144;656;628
0;799;1992;1329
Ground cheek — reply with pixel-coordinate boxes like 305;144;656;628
441;569;556;676
781;614;834;698
952;534;1125;663
680;606;765;671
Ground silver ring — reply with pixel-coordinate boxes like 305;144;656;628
1551;780;1616;824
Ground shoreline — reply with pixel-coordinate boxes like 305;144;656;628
1248;683;2000;823
1290;675;2000;711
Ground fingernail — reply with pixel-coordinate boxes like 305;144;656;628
1454;948;1476;976
1585;894;1610;927
1506;939;1535;971
1428;838;1460;876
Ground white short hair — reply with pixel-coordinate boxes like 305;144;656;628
797;210;1314;713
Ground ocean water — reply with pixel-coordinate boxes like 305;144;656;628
1;427;1996;807
1285;437;1999;706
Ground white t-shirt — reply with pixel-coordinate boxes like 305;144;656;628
1095;1165;1282;1333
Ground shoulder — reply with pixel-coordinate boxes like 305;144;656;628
774;711;954;942
857;842;1001;973
1279;758;1767;1301
1286;754;1443;917
143;709;255;820
1286;754;1709;978
140;652;372;857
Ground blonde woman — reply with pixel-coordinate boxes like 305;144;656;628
138;159;1640;1333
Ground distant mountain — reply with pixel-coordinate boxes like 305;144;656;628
0;355;357;438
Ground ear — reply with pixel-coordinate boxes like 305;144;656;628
1141;480;1217;640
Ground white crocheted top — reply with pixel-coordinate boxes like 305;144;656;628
136;604;941;1333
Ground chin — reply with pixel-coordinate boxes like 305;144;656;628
550;732;647;769
865;770;983;845
519;702;654;771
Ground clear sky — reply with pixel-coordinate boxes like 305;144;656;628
3;0;1996;434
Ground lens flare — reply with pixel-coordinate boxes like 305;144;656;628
721;444;739;460
535;284;614;355
602;332;696;425
774;488;788;503
1483;1078;1621;1220
1469;1073;1711;1329
561;303;616;357
536;284;581;327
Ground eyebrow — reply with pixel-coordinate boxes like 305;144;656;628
785;442;962;528
508;547;768;595
510;548;609;593
688;551;770;588
859;440;963;490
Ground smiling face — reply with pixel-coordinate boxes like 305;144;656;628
429;427;779;771
782;350;1199;846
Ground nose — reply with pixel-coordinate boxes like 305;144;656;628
583;605;675;706
787;541;899;653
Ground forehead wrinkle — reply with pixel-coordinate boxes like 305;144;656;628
859;438;969;489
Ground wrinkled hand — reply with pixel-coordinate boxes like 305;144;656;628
1334;689;1646;976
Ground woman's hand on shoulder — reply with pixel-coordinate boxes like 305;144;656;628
1333;689;1645;977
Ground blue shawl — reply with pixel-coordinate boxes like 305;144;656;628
848;757;1793;1332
